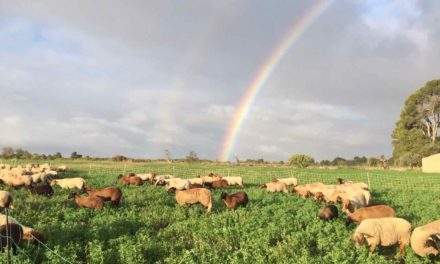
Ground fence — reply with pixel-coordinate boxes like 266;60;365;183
39;161;440;191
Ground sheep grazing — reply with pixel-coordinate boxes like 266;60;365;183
260;181;289;193
28;183;54;197
205;179;229;189
51;178;86;190
0;223;24;254
411;219;440;257
291;186;312;198
273;177;298;187
168;188;212;212
0;191;13;209
31;172;49;184
118;175;143;186
318;205;338;221
344;205;396;226
136;172;156;183
165;178;191;191
85;187;122;206
425;234;440;253
201;173;222;184
353;217;412;256
56;165;67;172
222;176;244;188
220;191;248;209
338;192;368;214
68;192;105;209
189;177;204;185
189;183;204;189
0;174;32;188
0;214;46;245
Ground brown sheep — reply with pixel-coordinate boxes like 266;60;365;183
28;183;54;197
118;175;143;186
168;188;212;212
345;205;396;226
85;186;122;206
189;183;204;189
0;223;24;254
68;192;105;209
205;179;229;189
318;205;339;221
221;191;249;209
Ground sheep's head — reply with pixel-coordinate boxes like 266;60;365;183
271;177;278;182
353;233;366;248
117;174;123;179
67;192;77;199
220;192;228;200
49;180;57;186
344;216;353;226
314;192;324;202
337;178;344;184
23;230;46;245
336;196;343;204
259;184;267;188
425;234;440;250
167;187;176;195
128;173;135;177
208;172;214;177
291;187;297;194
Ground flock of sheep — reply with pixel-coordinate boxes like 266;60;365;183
270;177;440;258
0;163;438;260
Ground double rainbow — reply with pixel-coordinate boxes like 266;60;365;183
219;0;333;161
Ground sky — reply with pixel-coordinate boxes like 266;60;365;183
0;0;439;161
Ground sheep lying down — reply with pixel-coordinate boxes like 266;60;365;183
353;217;411;256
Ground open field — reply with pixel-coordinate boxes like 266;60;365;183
1;160;440;263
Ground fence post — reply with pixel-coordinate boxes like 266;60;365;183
123;164;127;175
366;171;371;190
88;164;92;176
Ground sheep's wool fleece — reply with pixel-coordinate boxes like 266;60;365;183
411;219;440;257
356;218;411;246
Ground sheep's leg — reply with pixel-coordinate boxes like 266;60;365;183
398;242;406;255
368;243;377;256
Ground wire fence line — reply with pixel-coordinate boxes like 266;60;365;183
43;162;440;191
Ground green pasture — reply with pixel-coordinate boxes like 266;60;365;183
0;160;439;263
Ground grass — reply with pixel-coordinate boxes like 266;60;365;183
0;160;439;263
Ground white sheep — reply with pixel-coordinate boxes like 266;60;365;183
165;178;191;191
0;191;13;209
50;178;85;190
31;172;48;184
353;217;412;256
274;177;298;187
136;173;156;182
188;177;204;185
222;176;244;187
260;182;288;193
411;219;440;257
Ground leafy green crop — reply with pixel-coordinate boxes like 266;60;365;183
0;161;439;263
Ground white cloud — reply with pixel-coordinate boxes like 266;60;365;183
361;0;430;50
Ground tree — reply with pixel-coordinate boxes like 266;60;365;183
53;152;63;159
392;79;440;165
331;157;347;167
288;154;315;168
1;147;15;159
70;152;82;159
185;151;199;163
164;150;172;163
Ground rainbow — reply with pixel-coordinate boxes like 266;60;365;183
219;0;333;161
